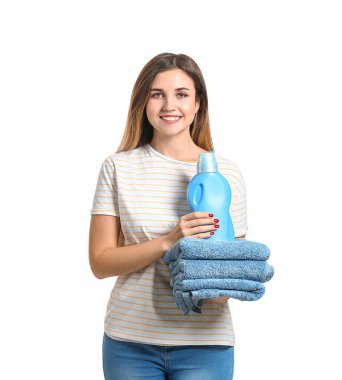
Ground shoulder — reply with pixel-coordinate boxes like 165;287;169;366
215;152;246;192
103;146;149;166
215;153;244;175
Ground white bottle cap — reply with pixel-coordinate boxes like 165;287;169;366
197;152;218;173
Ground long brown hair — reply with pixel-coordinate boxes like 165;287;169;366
116;52;214;152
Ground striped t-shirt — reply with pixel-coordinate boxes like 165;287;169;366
91;143;248;346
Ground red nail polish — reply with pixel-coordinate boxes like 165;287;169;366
209;213;213;217
214;219;219;223
215;225;219;228
210;232;214;235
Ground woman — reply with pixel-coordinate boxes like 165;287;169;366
89;52;248;379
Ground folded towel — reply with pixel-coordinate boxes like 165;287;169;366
162;237;270;264
173;277;265;295
171;278;266;314
162;237;274;315
175;287;265;315
180;291;203;314
170;259;274;283
190;287;265;301
174;290;203;315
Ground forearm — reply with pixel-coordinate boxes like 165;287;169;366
92;235;172;279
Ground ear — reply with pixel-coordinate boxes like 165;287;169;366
195;99;200;113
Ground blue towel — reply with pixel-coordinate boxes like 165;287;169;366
173;290;202;314
190;287;265;301
170;266;271;314
174;287;265;315
173;278;265;297
163;237;270;264
171;278;266;314
163;237;274;315
170;259;274;283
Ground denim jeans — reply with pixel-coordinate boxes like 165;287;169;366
103;333;234;380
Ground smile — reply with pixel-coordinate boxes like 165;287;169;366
160;116;182;121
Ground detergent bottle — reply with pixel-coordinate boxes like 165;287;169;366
187;152;235;241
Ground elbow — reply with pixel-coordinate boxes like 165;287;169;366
89;247;106;279
90;258;117;279
90;261;108;279
92;270;106;280
89;265;104;280
89;257;106;280
89;247;120;279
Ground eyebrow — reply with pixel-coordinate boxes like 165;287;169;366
150;87;191;92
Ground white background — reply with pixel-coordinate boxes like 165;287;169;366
1;1;341;379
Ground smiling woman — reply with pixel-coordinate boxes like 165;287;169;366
89;52;248;380
146;69;200;141
116;53;212;154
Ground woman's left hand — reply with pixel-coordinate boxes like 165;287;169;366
205;297;229;303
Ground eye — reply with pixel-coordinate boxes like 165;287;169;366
177;93;188;98
151;92;163;98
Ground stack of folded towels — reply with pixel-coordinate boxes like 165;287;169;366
162;237;274;315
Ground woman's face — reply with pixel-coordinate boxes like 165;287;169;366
146;69;200;138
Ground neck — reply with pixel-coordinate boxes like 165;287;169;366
149;135;204;162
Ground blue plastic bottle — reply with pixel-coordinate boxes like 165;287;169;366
187;152;235;241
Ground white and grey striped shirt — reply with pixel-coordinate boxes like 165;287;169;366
91;144;248;346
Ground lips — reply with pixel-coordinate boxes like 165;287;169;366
160;115;182;121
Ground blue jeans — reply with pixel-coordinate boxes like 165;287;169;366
103;333;234;379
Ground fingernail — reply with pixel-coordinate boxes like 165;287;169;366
210;232;214;235
208;213;214;217
214;219;219;223
215;225;219;228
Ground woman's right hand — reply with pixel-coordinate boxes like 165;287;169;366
163;212;219;250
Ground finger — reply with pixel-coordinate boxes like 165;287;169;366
190;224;218;235
182;212;214;221
186;218;217;229
192;230;216;239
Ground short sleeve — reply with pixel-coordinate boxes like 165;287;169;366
90;157;119;217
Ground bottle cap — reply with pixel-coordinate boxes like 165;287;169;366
197;152;218;173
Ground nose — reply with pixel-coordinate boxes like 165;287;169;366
162;95;176;111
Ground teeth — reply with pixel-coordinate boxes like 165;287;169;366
161;116;181;120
